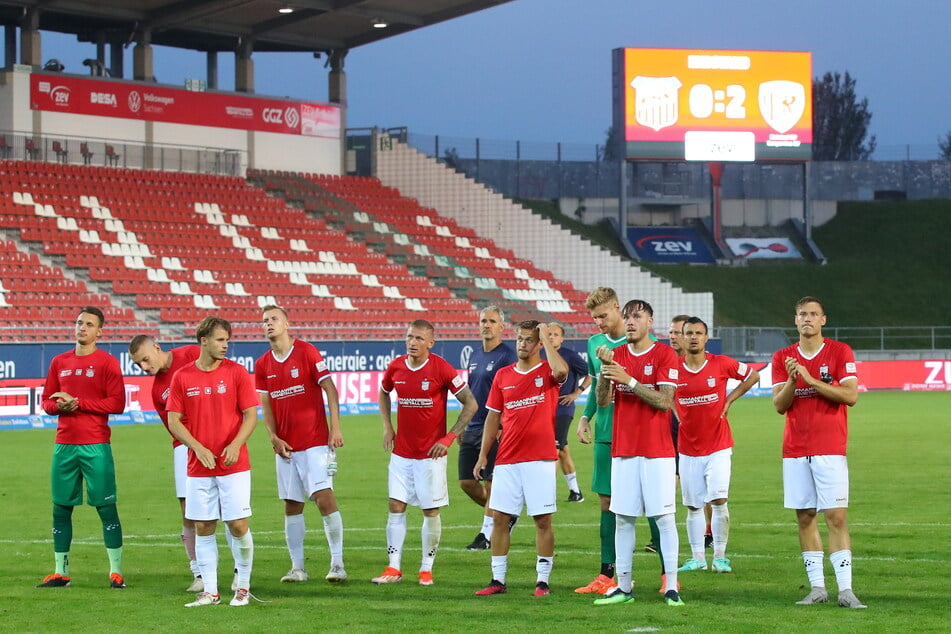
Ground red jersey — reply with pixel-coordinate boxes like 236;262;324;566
610;342;680;458
772;339;857;458
167;359;259;476
152;345;201;446
675;353;753;456
381;353;466;460
486;361;562;465
255;340;334;452
42;348;125;445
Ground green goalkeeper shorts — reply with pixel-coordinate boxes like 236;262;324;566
51;443;117;507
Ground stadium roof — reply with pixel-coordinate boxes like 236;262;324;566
0;0;513;53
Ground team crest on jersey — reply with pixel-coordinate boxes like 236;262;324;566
707;377;716;387
486;361;495;371
820;365;829;375
421;380;430;391
85;366;95;378
535;376;544;387
644;365;654;376
290;367;299;378
217;381;227;394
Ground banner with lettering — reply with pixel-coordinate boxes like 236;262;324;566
30;72;340;138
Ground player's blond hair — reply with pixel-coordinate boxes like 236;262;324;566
585;287;618;311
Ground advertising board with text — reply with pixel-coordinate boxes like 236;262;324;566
30;72;340;137
613;48;812;162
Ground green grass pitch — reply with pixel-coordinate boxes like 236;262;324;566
1;391;948;632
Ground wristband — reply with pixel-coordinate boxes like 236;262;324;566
439;432;456;446
627;377;638;389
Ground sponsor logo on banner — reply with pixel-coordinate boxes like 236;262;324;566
630;76;682;131
50;85;71;106
226;106;254;119
284;107;300;129
91;92;117;107
628;227;716;263
262;108;283;124
726;237;802;259
759;80;806;134
30;73;340;137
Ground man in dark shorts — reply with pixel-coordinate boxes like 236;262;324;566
460;306;517;550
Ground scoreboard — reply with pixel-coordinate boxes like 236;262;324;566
612;48;812;162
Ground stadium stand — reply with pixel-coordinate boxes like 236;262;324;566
2;159;603;340
375;136;714;326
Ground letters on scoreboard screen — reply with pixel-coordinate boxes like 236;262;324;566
612;48;812;162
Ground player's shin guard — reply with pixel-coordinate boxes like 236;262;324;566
600;510;616;568
322;511;344;567
96;503;123;549
285;513;306;570
231;529;254;589
686;507;706;560
655;513;679;592
614;514;636;593
195;534;219;595
648;515;664;572
711;502;730;559
829;549;853;592
52;503;74;555
420;515;441;572
386;512;407;571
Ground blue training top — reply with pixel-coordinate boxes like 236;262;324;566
466;342;517;430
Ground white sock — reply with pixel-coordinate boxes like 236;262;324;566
829;549;853;592
711;503;730;559
230;529;253;590
480;514;494;539
564;472;580;494
386;512;407;571
536;555;553;585
802;550;826;588
491;555;508;584
655;513;679;592
420;515;441;573
285;513;306;570
685;507;706;561
322;511;344;568
224;523;236;571
195;534;218;595
614;514;636;593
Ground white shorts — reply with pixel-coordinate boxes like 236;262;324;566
276;445;333;502
679;448;732;509
609;456;676;517
489;460;557;517
173;444;188;499
388;454;449;509
185;470;253;522
783;455;849;511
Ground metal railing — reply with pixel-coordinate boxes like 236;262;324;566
0;130;244;176
398;130;951;202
